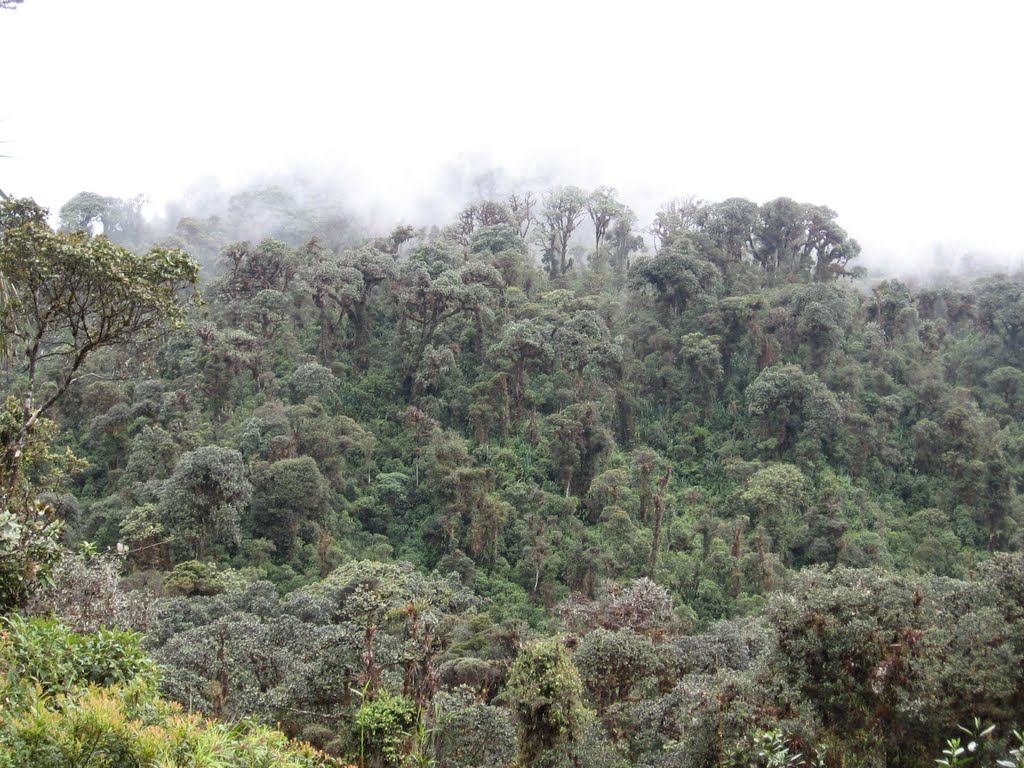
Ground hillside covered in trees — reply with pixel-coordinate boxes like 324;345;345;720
2;182;1024;767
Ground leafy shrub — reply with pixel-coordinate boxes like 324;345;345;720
355;691;416;768
0;615;336;767
0;682;336;768
0;615;157;701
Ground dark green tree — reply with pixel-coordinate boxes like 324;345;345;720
159;446;251;560
627;240;720;316
505;639;587;768
249;456;332;558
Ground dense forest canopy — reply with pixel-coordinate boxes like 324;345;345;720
2;180;1024;767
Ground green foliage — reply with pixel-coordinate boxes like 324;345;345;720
26;551;150;632
537;186;588;278
0;499;64;612
147;560;481;744
12;182;1024;768
766;561;1024;766
159;446;251;560
248;455;332;557
432;687;517;768
0;682;336;768
0;615;158;702
505;639;588;768
572;627;657;711
0;196;198;609
929;719;1024;768
163;559;244;597
628;240;721;315
998;728;1024;767
753;729;812;768
355;691;416;768
289;362;341;405
0;396;86;610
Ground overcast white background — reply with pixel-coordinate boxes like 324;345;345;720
1;0;1022;272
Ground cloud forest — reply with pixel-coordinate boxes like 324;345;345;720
2;180;1024;768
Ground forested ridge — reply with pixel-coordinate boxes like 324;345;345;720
2;183;1024;768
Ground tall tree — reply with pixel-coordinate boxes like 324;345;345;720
160;446;251;561
0;197;197;606
343;245;398;370
585;187;629;271
803;204;861;281
507;191;536;239
248;455;331;557
755;197;807;276
58;191;148;247
628;240;721;316
397;242;503;393
0;198;198;504
505;639;587;768
536;186;587;278
650;196;703;250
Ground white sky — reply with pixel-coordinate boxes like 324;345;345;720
2;0;1023;270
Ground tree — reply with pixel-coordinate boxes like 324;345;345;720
647;464;671;575
0;199;198;492
606;209;643;275
697;197;759;284
432;688;517;768
489;319;554;415
469;224;532;289
802;204;860;281
248;456;331;558
745;364;838;457
159;446;251;560
650;196;703;250
545;402;614;497
550;309;617;399
536;186;588;278
354;691;417;768
628;240;721;316
469;222;527;258
58;191;148;247
767;563;1024;766
0;399;81;610
737;463;808;562
678;332;723;413
507;191;536;239
301;238;366;361
787;283;853;367
558;578;678;640
755;197;807;276
58;191;119;234
505;639;587;768
988;365;1024;410
585;187;630;271
215;238;299;307
442;200;512;245
700;198;759;260
287;402;376;492
630;447;667;525
343;245;398;370
573;628;657;712
0;198;197;605
375;223;418;257
976;278;1024;350
288;362;341;405
397;242;503;393
752;198;860;281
